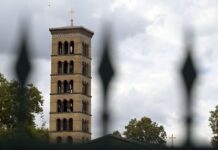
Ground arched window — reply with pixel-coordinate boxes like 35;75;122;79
64;41;68;54
63;61;68;74
57;100;62;112
69;80;73;93
85;83;88;95
56;119;61;131
84;120;86;131
63;99;68;112
86;120;89;132
56;136;62;143
82;119;84;131
69;61;74;74
63;118;67;131
82;63;86;76
82;101;88;114
70;41;74;54
57;81;62;93
58;42;62;55
82;82;88;95
58;61;62;74
82;120;88;132
81;119;88;132
82;43;85;55
82;43;89;57
69;118;73;131
86;64;89;76
85;120;87;132
82;101;84;113
63;80;68;93
67;136;73;144
69;99;73;112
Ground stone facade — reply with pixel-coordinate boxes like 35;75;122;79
49;26;94;143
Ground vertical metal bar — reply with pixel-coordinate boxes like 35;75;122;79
14;26;31;139
98;27;115;136
181;29;197;147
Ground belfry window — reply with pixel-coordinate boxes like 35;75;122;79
58;61;62;74
86;64;88;76
63;80;68;93
85;83;88;95
86;120;89;132
58;42;62;55
63;61;68;74
57;100;62;112
57;81;62;93
82;101;88;114
56;119;61;131
70;41;74;54
63;118;67;131
64;41;68;54
69;80;73;93
69;61;74;74
82;63;85;75
69;118;73;131
69;99;73;112
82;63;88;76
63;99;68;112
82;119;85;131
82;120;89;132
85;120;89;132
82;43;89;57
82;82;88;95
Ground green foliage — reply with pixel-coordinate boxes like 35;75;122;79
112;130;122;137
29;127;49;142
209;105;218;147
123;117;167;145
0;73;47;140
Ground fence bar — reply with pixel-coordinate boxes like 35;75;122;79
98;28;115;136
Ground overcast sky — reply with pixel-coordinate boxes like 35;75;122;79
1;0;218;147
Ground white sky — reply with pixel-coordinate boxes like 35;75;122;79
0;0;218;147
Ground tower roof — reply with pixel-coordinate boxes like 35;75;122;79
49;26;94;38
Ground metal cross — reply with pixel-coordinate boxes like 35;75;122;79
169;134;176;148
69;8;75;26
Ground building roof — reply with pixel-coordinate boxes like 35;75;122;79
49;26;94;38
81;134;160;150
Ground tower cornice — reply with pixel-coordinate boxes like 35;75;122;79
49;26;94;38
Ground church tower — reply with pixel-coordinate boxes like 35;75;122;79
49;22;94;143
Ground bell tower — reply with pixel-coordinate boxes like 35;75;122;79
49;23;94;143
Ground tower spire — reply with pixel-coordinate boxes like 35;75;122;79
69;8;75;26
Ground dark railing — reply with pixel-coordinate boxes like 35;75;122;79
0;24;216;150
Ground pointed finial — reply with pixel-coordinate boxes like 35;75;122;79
69;8;75;26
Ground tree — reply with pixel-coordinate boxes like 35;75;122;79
209;105;218;147
0;73;48;140
29;127;49;142
112;130;122;137
123;117;167;145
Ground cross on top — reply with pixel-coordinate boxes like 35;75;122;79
69;8;75;26
169;134;176;148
